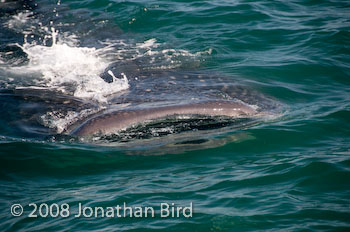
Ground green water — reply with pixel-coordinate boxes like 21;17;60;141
0;0;349;231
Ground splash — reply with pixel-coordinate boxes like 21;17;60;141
13;27;129;103
5;11;35;31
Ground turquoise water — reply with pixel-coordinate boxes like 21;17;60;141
0;0;350;231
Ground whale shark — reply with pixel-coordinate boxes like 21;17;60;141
0;69;281;143
0;1;282;145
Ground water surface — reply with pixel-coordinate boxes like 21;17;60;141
0;0;349;231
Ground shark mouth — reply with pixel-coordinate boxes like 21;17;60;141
69;100;262;137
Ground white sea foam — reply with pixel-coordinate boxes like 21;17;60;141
5;11;35;32
40;107;103;133
12;28;129;103
136;38;158;49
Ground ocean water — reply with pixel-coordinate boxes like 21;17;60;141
0;0;349;231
